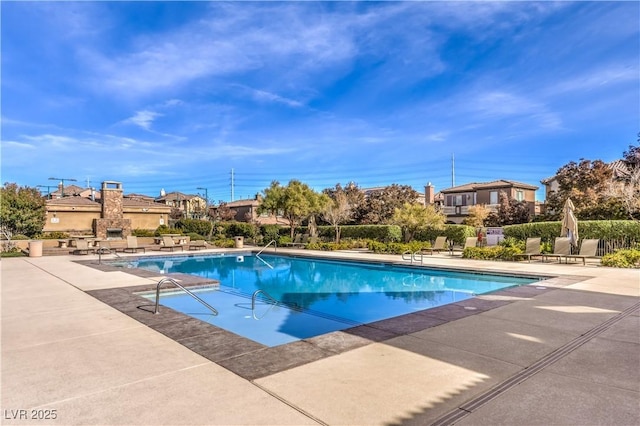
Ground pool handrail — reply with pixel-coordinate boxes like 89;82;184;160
154;277;218;316
257;239;277;256
401;250;424;264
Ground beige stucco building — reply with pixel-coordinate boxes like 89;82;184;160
44;181;171;237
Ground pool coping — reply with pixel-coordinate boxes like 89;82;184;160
78;252;589;381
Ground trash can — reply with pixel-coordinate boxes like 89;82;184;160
233;236;244;249
28;240;43;257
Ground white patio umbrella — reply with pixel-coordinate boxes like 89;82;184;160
560;198;579;247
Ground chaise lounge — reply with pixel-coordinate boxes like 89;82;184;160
564;239;600;265
421;236;447;255
539;237;571;263
122;236;146;253
514;237;541;262
159;236;184;252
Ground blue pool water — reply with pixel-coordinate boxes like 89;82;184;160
130;253;538;347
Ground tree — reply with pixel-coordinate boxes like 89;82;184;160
258;180;328;238
354;184;420;224
215;201;237;221
606;167;640;220
544;159;613;220
322;185;353;242
622;137;640;169
486;191;531;226
391;203;445;242
464;204;490;228
0;183;46;238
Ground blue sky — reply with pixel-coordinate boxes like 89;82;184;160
1;1;638;202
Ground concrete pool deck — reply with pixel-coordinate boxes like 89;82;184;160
1;248;638;425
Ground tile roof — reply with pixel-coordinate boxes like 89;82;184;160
441;179;538;193
46;197;100;206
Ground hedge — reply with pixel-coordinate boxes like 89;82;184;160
216;221;258;238
414;224;476;246
503;221;640;245
280;225;403;242
175;219;212;236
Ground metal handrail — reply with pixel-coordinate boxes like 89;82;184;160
401;250;413;262
251;289;280;320
97;246;120;264
255;255;274;269
251;289;279;311
257;239;277;256
154;278;218;315
412;251;423;264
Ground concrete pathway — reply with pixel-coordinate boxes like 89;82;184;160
1;250;638;425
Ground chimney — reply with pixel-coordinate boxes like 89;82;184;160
424;182;435;205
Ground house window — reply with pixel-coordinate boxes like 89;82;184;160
490;191;498;204
516;190;524;202
454;195;463;206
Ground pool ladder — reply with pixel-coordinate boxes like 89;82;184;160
256;240;277;269
402;250;424;264
154;277;218;316
251;289;280;320
257;240;277;256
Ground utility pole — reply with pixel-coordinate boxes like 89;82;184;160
451;154;455;187
230;168;235;201
48;177;77;197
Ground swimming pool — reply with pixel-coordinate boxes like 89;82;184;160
131;253;539;347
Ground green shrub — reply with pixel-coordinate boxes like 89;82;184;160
462;246;523;261
305;241;351;251
365;240;425;254
601;249;640;268
415;224;476;246
175;219;212;236
0;250;26;257
155;225;182;236
217;222;258;238
131;229;155;237
212;238;235;248
185;232;205;241
327;225;402;242
504;220;640;245
40;231;70;239
500;237;525;251
11;234;30;240
260;224;281;242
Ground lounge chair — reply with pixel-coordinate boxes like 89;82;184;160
122;236;146;253
159;236;184;252
72;239;95;255
539;237;571;263
450;237;478;255
514;238;541;262
421;236;447;255
564;239;600;265
189;240;207;251
286;234;308;248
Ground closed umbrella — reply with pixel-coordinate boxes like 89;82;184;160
560;198;579;248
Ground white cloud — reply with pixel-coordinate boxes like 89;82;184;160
548;65;639;95
1;140;36;150
121;110;162;130
470;91;562;130
233;85;304;108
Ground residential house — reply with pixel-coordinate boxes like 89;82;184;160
213;197;285;225
437;180;538;224
155;191;207;219
49;184;95;199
